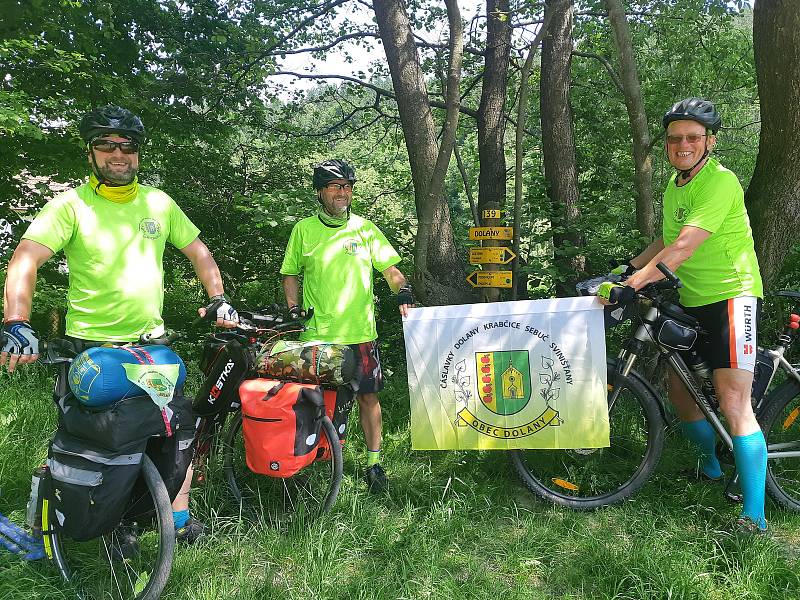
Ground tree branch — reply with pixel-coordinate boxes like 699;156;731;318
572;50;624;94
276;31;381;55
272;71;480;118
207;0;351;113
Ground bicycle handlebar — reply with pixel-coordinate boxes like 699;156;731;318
193;304;314;338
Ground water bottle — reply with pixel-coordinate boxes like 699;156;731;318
25;466;46;532
685;351;718;406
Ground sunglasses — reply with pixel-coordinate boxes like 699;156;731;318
90;139;140;154
323;183;354;191
666;133;707;145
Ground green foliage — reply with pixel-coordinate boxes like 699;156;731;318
2;364;800;599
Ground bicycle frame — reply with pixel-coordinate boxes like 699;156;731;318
615;301;800;461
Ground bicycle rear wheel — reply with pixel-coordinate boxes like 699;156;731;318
759;379;800;511
42;455;175;600
222;412;343;524
511;361;665;509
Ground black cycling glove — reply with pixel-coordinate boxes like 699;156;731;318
288;305;306;320
397;285;415;306
598;282;636;305
1;321;40;356
205;295;239;323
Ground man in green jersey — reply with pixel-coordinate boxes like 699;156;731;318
1;105;238;543
601;98;766;533
281;159;414;493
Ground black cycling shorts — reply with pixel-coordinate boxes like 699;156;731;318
683;296;761;372
349;340;384;394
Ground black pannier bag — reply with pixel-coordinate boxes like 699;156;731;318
59;394;167;451
46;429;145;542
58;389;194;452
194;338;251;417
327;385;356;443
142;392;197;503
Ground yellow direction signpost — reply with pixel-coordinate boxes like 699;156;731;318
466;270;513;288
468;247;517;265
468;227;514;241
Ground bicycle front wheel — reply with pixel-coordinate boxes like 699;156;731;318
511;361;665;509
222;412;343;525
759;379;800;511
42;454;175;600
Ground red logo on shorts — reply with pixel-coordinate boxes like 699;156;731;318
743;344;753;355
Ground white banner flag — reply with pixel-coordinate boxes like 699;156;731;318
403;298;609;450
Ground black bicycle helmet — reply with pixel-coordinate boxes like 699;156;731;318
313;159;356;190
662;97;721;134
79;105;146;144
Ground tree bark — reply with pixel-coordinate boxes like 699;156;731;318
745;0;800;288
373;0;471;305
605;0;654;239
477;0;512;302
540;0;584;295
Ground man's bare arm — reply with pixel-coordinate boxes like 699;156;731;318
625;226;711;291
1;240;54;370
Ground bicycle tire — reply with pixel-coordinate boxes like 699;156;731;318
42;455;175;600
222;412;343;523
511;360;665;509
758;379;800;511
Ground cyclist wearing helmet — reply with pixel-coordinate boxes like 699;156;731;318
601;97;765;533
280;159;414;493
1;105;239;543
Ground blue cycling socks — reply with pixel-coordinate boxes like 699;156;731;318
173;509;190;530
680;419;723;480
732;430;767;530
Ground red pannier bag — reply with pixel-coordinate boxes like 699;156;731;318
239;379;326;478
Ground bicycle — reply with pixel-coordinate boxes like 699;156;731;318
511;262;800;510
190;307;345;524
35;337;179;600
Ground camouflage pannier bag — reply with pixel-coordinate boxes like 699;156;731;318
257;341;356;386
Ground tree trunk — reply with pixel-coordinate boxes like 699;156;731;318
373;0;472;305
511;10;553;301
605;0;654;239
745;0;800;288
477;0;512;302
540;0;584;295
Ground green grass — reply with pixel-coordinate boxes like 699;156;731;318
2;365;800;600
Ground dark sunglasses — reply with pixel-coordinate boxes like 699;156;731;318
90;139;140;154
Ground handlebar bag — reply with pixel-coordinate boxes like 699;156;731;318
68;345;187;408
45;428;145;541
317;385;356;461
258;341;357;386
239;379;325;478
